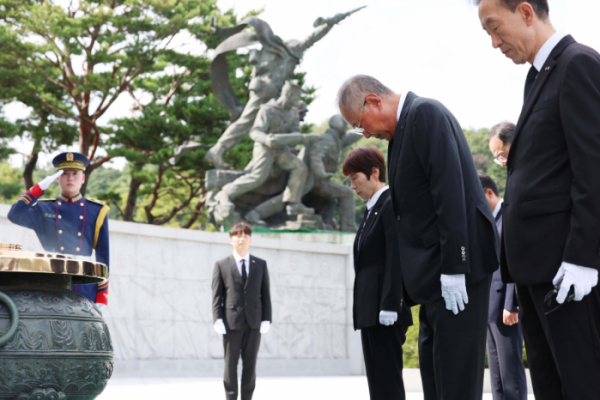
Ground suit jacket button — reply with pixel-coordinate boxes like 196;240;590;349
508;168;513;175
58;215;62;219
397;215;401;221
79;216;83;220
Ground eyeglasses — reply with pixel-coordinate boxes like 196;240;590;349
493;155;507;166
350;99;368;135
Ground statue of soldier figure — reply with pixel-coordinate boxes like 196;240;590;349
205;7;365;169
251;115;361;231
213;82;320;225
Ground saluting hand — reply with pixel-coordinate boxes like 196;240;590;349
38;170;64;191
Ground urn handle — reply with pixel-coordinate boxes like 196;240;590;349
0;291;19;347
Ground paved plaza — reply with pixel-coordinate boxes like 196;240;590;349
99;374;535;399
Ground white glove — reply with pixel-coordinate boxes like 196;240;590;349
95;303;107;311
552;262;598;304
260;321;271;334
214;319;227;335
379;310;398;326
441;274;469;315
38;170;64;190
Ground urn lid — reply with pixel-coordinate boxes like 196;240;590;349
0;243;108;284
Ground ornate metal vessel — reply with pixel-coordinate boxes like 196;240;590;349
0;244;112;400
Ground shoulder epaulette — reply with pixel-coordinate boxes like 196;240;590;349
86;198;107;206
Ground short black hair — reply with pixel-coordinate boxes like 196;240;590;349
229;222;252;237
475;0;550;19
342;146;387;182
478;172;499;197
487;121;515;145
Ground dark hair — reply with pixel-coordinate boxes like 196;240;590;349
342;146;386;182
475;0;549;19
229;222;252;237
478;172;499;197
487;121;515;145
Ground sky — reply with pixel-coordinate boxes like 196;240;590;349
3;0;600;168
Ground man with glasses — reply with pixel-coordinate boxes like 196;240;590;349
477;1;600;398
487;121;514;167
337;75;500;400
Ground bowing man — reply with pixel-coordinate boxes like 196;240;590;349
343;146;413;400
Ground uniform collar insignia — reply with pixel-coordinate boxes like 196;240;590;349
59;193;83;203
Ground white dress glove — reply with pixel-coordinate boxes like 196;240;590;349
379;310;398;326
95;303;107;311
260;321;271;334
552;262;599;304
214;319;227;335
38;170;64;191
441;274;469;315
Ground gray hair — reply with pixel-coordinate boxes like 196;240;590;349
337;75;393;113
487;121;515;144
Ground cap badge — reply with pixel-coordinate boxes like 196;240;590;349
66;153;74;161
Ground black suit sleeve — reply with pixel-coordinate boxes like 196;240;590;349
380;202;403;312
560;53;600;271
212;262;225;322
261;262;272;322
503;283;517;312
412;102;469;275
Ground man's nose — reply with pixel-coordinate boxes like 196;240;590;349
492;34;502;49
363;131;372;139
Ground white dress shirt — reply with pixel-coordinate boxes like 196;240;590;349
396;92;407;122
533;31;568;72
366;186;389;216
492;198;504;219
232;251;250;278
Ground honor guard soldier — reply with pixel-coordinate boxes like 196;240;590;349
7;152;110;309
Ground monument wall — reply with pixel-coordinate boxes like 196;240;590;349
0;204;363;377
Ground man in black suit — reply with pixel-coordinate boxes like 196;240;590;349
478;1;600;398
212;222;272;400
343;146;413;400
479;172;527;400
338;76;499;400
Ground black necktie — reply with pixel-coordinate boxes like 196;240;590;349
241;259;247;285
524;66;538;101
495;206;503;223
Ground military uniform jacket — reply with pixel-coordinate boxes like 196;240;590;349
7;184;110;305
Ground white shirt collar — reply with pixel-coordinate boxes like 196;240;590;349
233;251;250;264
396;93;406;122
367;186;389;210
492;198;504;218
533;32;568;72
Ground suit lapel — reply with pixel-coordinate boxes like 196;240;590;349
388;92;416;185
510;36;575;160
228;255;243;284
357;190;389;259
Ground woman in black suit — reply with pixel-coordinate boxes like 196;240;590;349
343;146;413;400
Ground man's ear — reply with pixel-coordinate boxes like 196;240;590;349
82;173;86;183
484;188;494;199
517;2;535;26
365;93;383;111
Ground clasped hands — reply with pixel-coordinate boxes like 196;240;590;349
213;319;271;334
